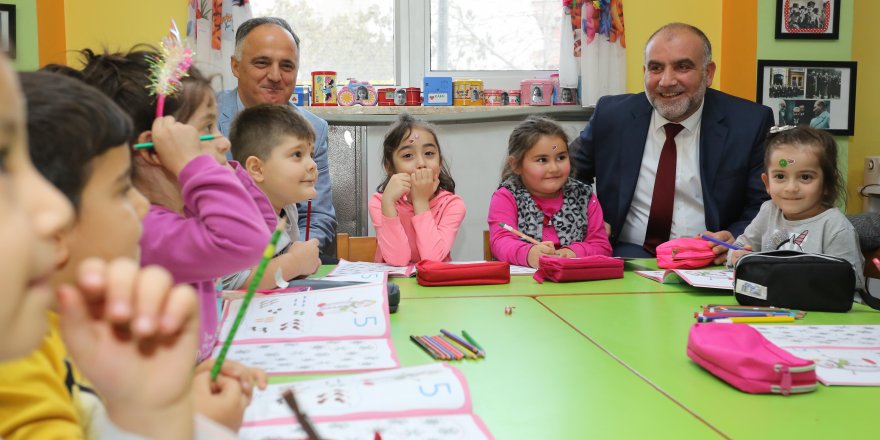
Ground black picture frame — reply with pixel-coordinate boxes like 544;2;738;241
0;4;15;60
775;0;841;40
757;59;856;136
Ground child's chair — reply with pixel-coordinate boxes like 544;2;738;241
483;230;494;261
336;233;377;262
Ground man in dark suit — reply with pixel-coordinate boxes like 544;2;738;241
572;23;773;262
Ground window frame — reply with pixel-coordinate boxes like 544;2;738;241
397;0;561;90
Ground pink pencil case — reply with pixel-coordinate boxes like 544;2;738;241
687;323;817;395
533;255;623;283
656;237;715;269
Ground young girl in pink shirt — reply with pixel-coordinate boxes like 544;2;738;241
488;116;612;268
81;49;275;362
369;114;466;265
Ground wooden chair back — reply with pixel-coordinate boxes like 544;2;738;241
336;233;378;262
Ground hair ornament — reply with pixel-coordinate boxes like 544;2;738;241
769;125;795;134
779;159;795;168
147;19;194;118
408;133;420;144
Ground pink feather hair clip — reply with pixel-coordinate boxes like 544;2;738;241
147;19;194;118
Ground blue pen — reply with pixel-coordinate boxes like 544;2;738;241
699;234;744;251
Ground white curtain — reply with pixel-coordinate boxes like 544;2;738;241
186;0;253;91
560;0;627;107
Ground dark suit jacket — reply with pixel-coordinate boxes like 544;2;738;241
572;88;773;247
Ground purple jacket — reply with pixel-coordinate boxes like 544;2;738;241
140;156;275;361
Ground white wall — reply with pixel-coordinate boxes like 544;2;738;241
362;120;586;260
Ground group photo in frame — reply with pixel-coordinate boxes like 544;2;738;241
776;0;841;40
0;4;15;60
757;59;856;136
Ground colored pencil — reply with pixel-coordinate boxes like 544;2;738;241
698;234;744;251
498;222;542;246
442;335;477;359
708;316;795;323
211;220;286;381
422;335;455;359
441;329;483;357
305;199;312;241
132;134;216;149
462;330;485;354
281;389;321;440
411;335;442;359
432;335;464;360
695;311;798;318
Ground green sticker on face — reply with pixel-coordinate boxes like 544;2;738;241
779;159;788;167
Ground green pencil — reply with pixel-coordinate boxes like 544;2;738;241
211;220;286;381
133;134;217;149
461;330;485;354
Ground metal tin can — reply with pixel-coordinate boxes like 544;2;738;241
520;79;554;106
311;71;337;106
483;89;503;106
291;85;310;106
453;79;483;106
505;90;521;106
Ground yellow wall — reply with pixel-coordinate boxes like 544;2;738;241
64;0;186;66
624;0;723;93
850;1;880;213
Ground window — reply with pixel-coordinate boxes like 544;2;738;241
253;0;562;89
251;0;396;85
429;0;561;71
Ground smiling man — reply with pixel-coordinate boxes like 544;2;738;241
572;23;773;261
217;17;337;257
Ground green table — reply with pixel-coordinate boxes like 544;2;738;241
387;296;720;438
316;260;720;299
538;292;880;439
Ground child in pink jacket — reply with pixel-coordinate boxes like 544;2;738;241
488;116;611;268
369;114;466;266
81;50;274;361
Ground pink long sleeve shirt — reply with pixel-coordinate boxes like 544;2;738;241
140;156;275;361
487;187;612;267
369;190;466;266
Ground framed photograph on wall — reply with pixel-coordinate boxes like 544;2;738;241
776;0;841;40
0;4;15;59
757;60;857;136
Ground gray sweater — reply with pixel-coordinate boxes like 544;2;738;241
730;200;865;291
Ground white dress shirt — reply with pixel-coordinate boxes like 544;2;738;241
619;100;708;246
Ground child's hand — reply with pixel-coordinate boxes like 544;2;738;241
381;173;411;217
700;230;735;265
56;257;199;439
150;116;202;177
384;173;412;203
555;248;577;258
729;246;753;267
294;239;322;276
527;241;557;268
192;371;250;432
409;168;439;209
195;358;268;399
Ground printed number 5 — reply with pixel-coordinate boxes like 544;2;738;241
353;316;378;327
419;383;452;397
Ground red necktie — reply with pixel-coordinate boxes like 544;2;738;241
643;123;685;254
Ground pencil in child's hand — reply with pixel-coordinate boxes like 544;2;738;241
498;222;542;246
132;134;217;149
210;219;287;381
698;234;744;251
305;199;312;241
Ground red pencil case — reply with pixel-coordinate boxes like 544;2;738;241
656;237;715;269
533;255;623;283
415;260;510;286
687;323;817;395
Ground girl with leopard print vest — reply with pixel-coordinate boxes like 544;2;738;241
488;117;611;268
